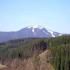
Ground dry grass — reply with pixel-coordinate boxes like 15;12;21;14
39;50;54;70
0;50;54;70
0;64;6;69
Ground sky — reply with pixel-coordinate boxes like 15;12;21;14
0;0;70;34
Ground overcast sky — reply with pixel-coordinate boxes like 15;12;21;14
0;0;70;34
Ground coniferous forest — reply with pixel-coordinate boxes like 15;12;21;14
0;35;70;70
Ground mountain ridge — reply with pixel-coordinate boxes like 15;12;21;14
0;26;62;43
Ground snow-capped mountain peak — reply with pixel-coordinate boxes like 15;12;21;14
23;25;62;37
27;25;44;29
0;25;62;42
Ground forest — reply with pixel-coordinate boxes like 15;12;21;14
0;35;70;70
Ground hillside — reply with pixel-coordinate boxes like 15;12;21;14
0;35;70;70
0;50;54;70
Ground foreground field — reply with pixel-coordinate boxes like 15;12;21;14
0;50;54;70
0;35;70;70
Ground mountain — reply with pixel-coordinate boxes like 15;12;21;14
0;26;62;43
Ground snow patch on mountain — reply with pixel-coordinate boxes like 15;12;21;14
48;30;55;37
32;28;35;32
59;33;62;36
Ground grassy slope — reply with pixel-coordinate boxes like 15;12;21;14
0;50;54;70
0;35;70;70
